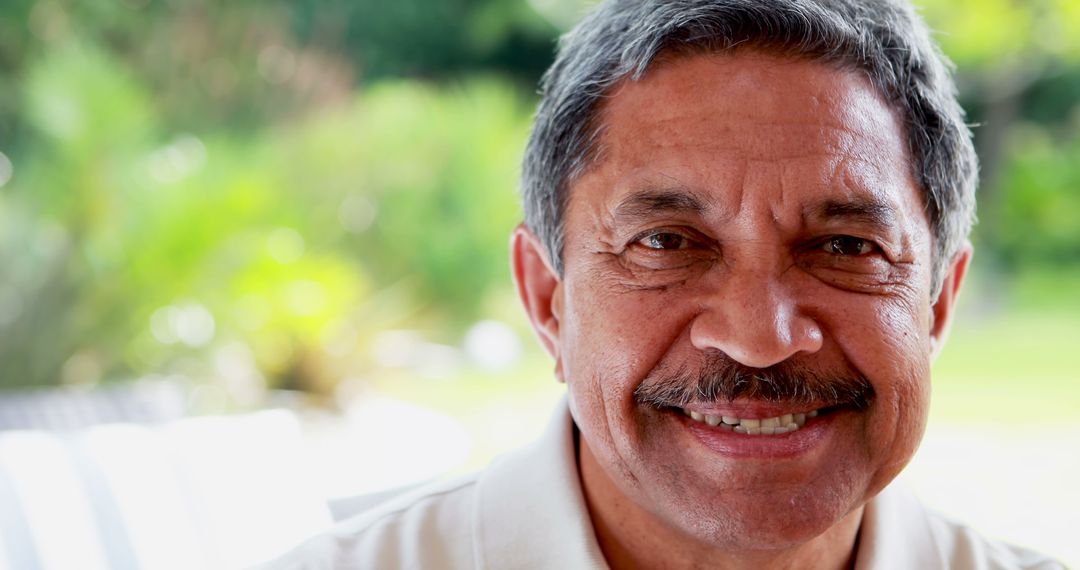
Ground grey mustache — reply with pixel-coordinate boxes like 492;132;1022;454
633;352;875;411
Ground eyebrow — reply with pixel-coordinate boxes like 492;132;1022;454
611;190;899;232
807;197;898;230
612;189;709;222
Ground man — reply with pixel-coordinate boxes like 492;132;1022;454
269;1;1062;568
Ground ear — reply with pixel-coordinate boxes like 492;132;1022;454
929;241;973;360
511;224;564;380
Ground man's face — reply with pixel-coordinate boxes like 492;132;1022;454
515;51;970;550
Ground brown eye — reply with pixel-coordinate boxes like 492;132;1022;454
641;232;689;250
824;236;873;256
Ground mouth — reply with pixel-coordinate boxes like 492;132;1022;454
674;406;828;435
664;404;846;458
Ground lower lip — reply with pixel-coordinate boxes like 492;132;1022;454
673;409;839;459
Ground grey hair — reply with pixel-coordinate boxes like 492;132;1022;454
521;0;977;296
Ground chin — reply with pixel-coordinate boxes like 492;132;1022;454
646;474;865;552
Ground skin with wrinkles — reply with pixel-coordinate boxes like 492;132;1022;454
512;51;971;570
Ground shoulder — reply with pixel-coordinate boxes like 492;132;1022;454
861;483;1066;570
256;397;603;570
922;509;1065;570
258;474;480;570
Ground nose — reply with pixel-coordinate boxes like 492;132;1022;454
689;270;823;368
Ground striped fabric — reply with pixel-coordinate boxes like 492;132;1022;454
0;410;334;570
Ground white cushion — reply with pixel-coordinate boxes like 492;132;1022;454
0;410;333;570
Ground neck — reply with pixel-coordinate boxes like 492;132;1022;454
578;439;863;570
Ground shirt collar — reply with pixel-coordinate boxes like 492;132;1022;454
854;479;941;570
473;395;608;569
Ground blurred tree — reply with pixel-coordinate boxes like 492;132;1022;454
916;0;1080;271
0;0;550;391
286;0;558;80
0;0;557;138
0;35;530;392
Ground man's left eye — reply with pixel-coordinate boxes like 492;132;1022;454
639;232;691;250
823;236;876;256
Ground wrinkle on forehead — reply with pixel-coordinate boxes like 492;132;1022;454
594;51;910;166
613;187;711;223
606;121;900;173
583;152;917;230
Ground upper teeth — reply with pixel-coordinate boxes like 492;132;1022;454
682;408;819;435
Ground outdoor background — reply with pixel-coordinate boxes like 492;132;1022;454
0;0;1077;567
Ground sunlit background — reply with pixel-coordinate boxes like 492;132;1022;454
0;0;1077;568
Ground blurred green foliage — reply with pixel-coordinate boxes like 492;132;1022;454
0;0;543;394
0;0;1077;397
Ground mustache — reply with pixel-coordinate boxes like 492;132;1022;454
633;352;875;411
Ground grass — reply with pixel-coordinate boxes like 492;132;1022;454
930;268;1080;424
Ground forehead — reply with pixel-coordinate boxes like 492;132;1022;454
601;50;907;157
573;51;921;224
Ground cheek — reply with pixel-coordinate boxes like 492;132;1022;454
559;275;689;441
858;298;931;377
836;293;933;482
875;301;933;433
561;274;685;386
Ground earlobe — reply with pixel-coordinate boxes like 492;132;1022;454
511;224;563;371
929;242;973;359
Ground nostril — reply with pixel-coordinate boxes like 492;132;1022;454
689;301;823;368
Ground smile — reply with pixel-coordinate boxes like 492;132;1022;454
678;407;821;435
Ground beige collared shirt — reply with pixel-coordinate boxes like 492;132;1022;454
265;398;1062;569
